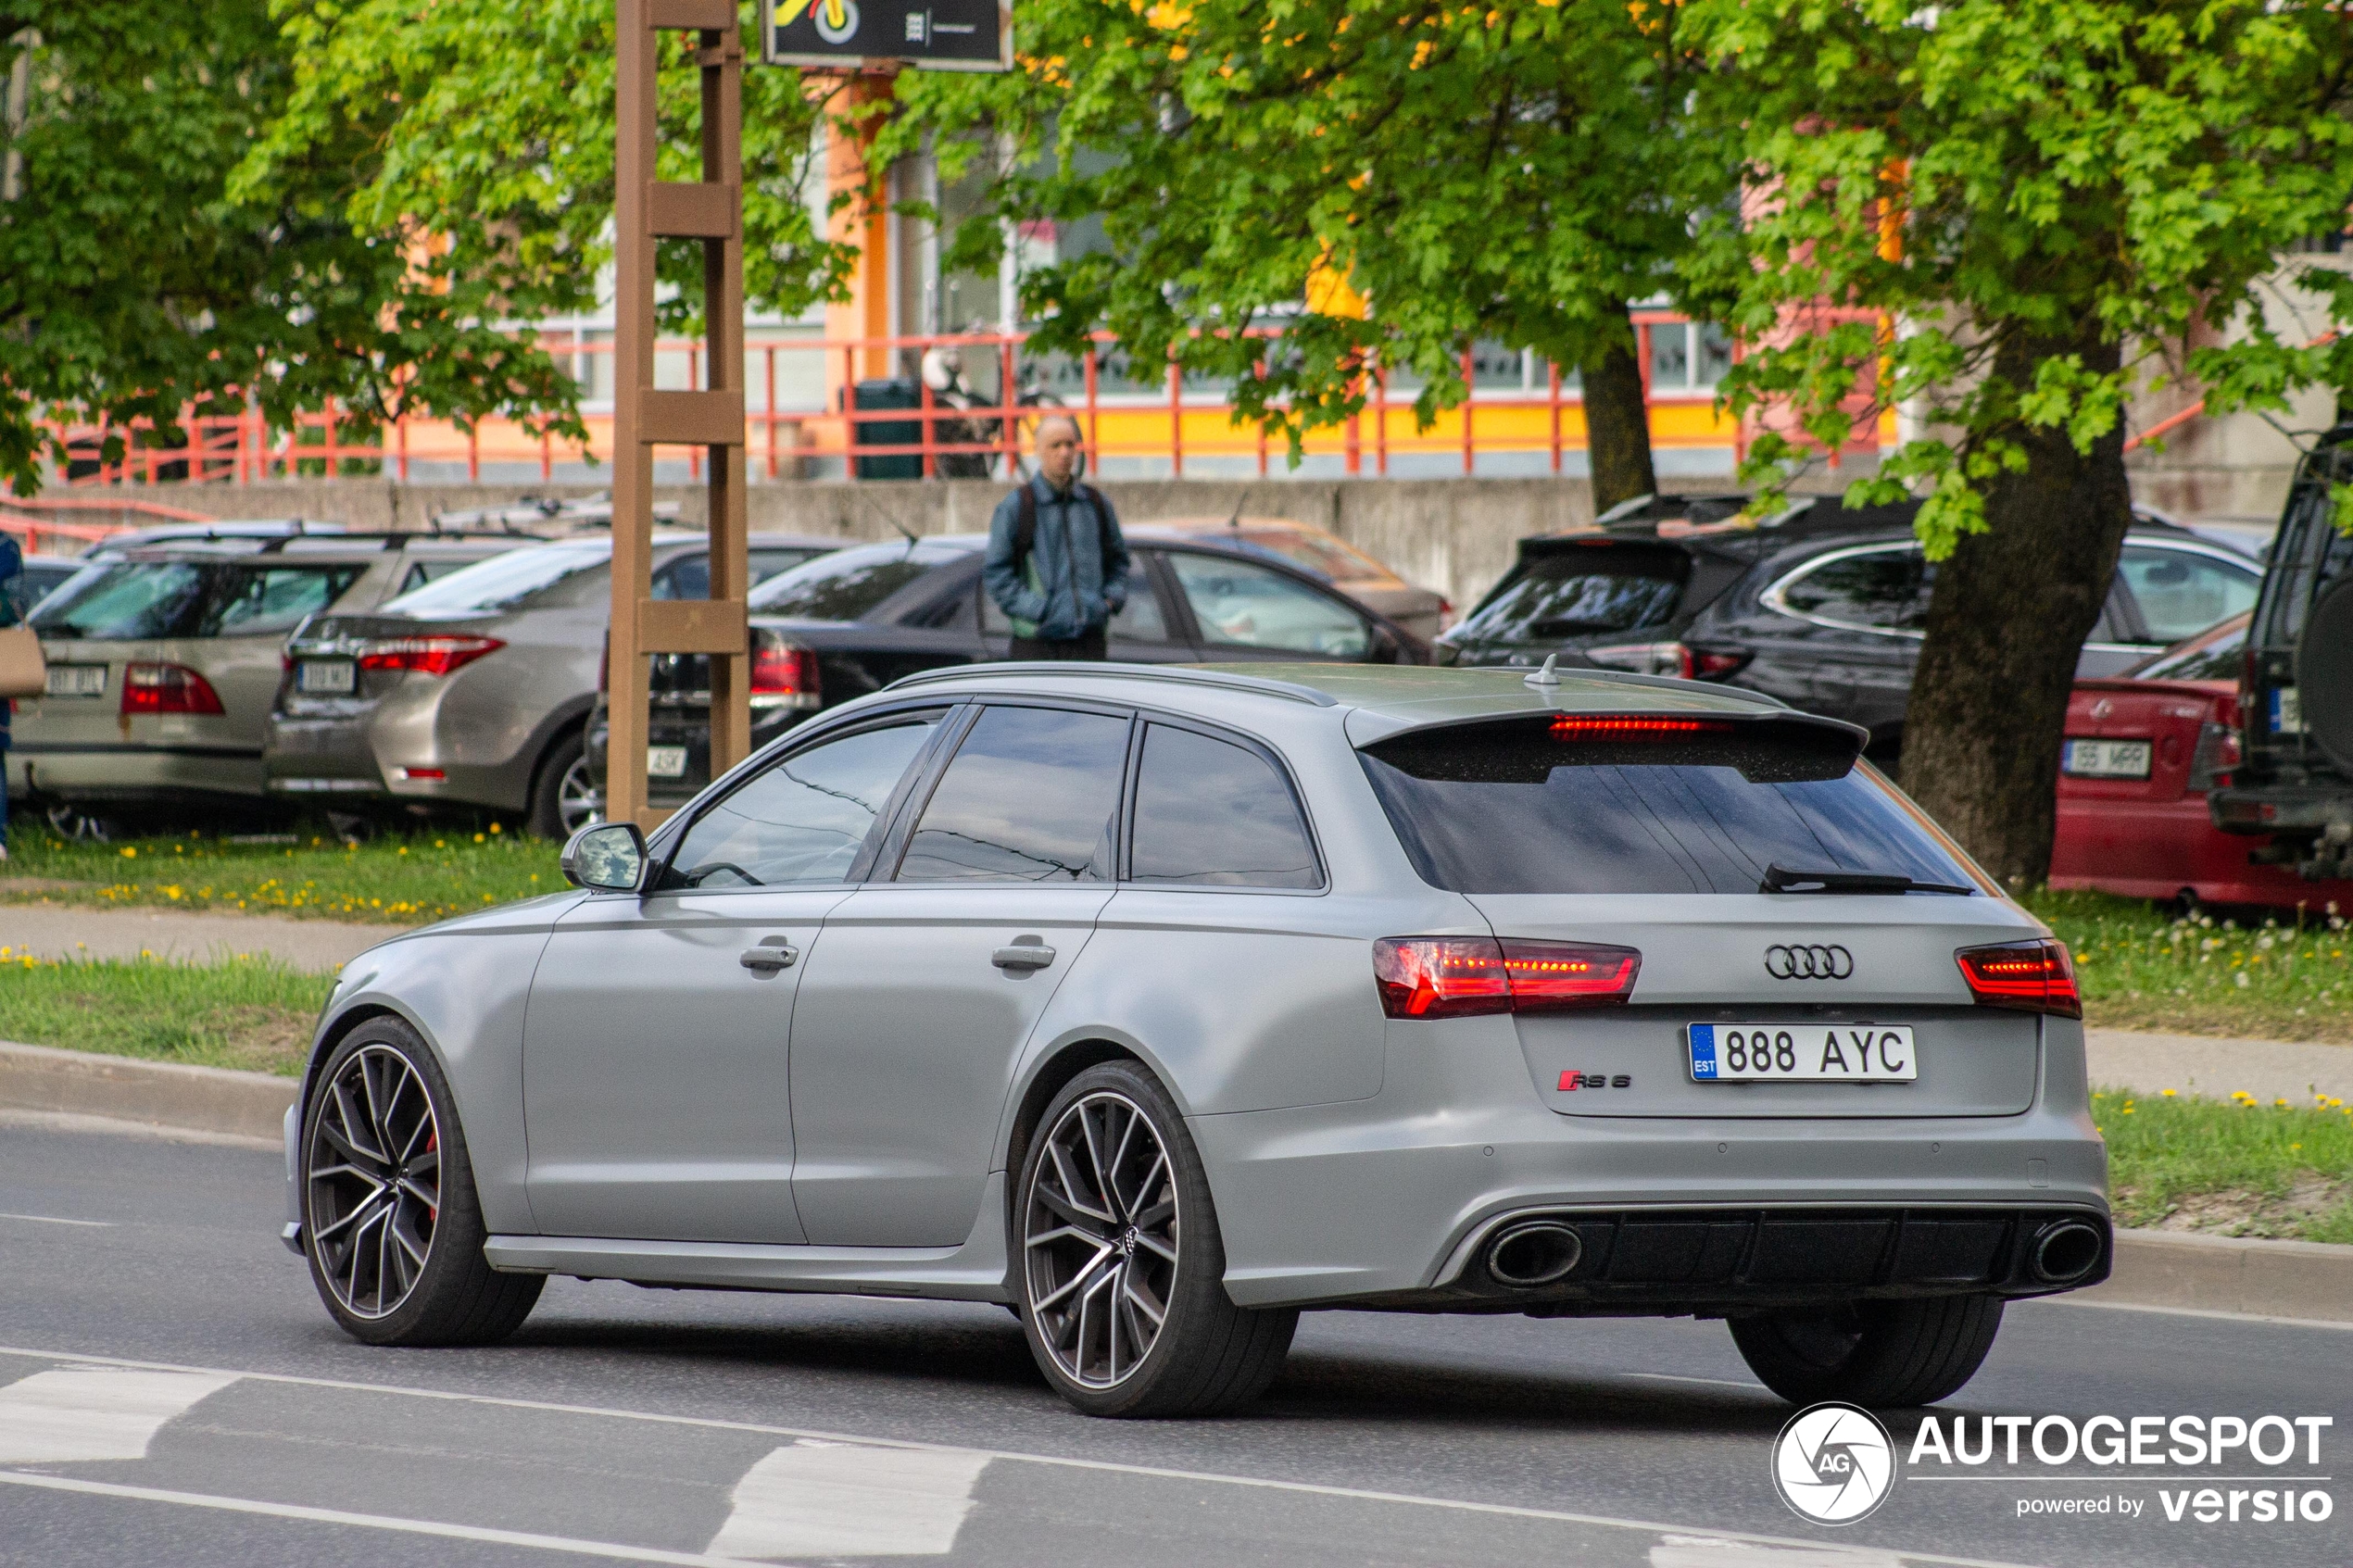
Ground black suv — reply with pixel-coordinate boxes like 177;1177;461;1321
1442;494;2260;765
2211;434;2353;879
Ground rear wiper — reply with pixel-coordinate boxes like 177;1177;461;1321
1761;862;1974;896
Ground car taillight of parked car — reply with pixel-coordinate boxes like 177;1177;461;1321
751;635;822;711
1373;936;1641;1019
1583;640;1751;681
2187;717;2242;793
351;634;506;677
1954;939;2082;1019
120;662;225;716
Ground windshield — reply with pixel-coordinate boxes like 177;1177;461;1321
1451;546;1686;644
378;540;610;616
749;542;961;620
1359;717;1977;896
2129;611;2249;682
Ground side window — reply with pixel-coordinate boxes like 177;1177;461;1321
650;554;709;601
203;567;367;637
1129;725;1319;889
2116;546;2259;645
662;717;939;889
898;706;1130;882
1168;553;1369;658
1776;547;1933;633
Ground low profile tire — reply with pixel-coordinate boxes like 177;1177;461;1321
300;1018;542;1347
526;730;597;840
1015;1061;1296;1418
1730;1295;2004;1409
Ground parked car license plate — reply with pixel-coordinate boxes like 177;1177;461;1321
44;664;107;698
2060;737;2151;779
1688;1023;1919;1083
647;746;688;779
296;659;357;695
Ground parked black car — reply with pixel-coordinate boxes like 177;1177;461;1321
586;528;1429;806
2211;431;2353;880
1442;494;2259;766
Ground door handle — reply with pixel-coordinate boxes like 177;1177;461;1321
739;941;798;972
991;944;1057;971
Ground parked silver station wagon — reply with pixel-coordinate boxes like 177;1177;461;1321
283;662;2108;1418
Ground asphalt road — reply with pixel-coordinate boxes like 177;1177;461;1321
1;1114;2347;1568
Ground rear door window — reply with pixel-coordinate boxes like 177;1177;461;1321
1167;553;1369;658
202;566;367;636
1774;546;1933;633
898;705;1130;882
2114;546;2259;645
662;716;942;888
1453;546;1686;644
1128;724;1320;888
1359;717;1976;896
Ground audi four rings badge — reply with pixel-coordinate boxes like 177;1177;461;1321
1765;944;1855;980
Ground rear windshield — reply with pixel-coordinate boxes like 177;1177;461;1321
1452;546;1685;644
1229;528;1390;583
749;542;962;621
31;560;364;641
379;540;611;616
2129;612;2248;682
1359;717;1977;896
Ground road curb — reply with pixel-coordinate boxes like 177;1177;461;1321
5;1039;2350;1324
0;1039;294;1145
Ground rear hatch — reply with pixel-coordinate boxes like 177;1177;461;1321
1357;711;2057;1119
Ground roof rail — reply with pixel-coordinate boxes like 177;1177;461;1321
887;662;1340;708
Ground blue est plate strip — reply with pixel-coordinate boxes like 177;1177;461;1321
1687;1023;1718;1081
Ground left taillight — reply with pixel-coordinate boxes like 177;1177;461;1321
355;634;505;678
1582;640;1751;681
1374;936;1640;1019
1955;939;2082;1019
121;662;224;716
751;633;823;711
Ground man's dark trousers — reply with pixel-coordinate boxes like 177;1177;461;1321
1010;626;1109;661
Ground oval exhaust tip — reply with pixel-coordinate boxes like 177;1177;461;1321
1486;1222;1583;1288
2031;1221;2103;1286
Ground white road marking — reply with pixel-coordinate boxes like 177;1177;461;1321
0;1345;2046;1568
1654;1538;1905;1568
0;1212;112;1227
1625;1372;1767;1391
2033;1295;2353;1331
707;1440;988;1560
0;1366;237;1462
0;1471;770;1567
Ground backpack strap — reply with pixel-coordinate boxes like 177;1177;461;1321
1013;483;1038;573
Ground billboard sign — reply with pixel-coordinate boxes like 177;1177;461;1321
760;0;1011;70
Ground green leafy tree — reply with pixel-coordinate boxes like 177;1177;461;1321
0;4;585;495
881;0;1730;508
1680;0;2353;882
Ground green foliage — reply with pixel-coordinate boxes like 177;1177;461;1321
880;0;1730;456
0;4;591;493
0;952;333;1075
2094;1087;2353;1242
1678;0;2353;555
245;0;853;343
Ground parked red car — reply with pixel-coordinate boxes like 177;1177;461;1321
2050;612;2353;909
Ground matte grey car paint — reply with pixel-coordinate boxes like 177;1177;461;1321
285;661;2106;1316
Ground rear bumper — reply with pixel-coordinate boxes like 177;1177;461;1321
7;743;266;802
2210;784;2353;835
265;713;388;797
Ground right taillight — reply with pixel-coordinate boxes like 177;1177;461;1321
1956;939;2082;1019
355;634;504;677
751;634;823;711
2187;719;2241;793
1374;936;1640;1019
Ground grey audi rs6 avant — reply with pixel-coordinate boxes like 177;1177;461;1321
283;662;2108;1418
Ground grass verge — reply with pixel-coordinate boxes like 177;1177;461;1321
2;823;560;924
2095;1085;2353;1243
0;953;333;1076
2020;887;2353;1043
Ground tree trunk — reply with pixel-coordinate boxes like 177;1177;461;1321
1901;327;2133;887
1580;304;1658;512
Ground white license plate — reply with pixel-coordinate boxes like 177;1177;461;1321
296;659;357;695
647;746;688;779
1688;1023;1919;1083
2061;737;2151;779
44;664;107;698
2271;687;2304;735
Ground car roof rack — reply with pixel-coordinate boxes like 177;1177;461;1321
887;662;1340;708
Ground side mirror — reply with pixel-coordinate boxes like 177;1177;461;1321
560;822;647;893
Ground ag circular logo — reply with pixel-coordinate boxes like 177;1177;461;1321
1771;1401;1896;1524
1765;943;1854;980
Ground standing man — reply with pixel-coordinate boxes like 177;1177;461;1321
983;415;1130;660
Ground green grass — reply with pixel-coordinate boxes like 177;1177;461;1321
2;822;561;924
2020;887;2353;1042
2095;1085;2353;1243
0;953;334;1076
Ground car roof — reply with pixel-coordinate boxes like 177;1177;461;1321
884;660;1804;746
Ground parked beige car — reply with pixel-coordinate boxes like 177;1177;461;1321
1142;515;1449;640
7;533;528;834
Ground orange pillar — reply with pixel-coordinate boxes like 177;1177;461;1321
824;76;895;387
